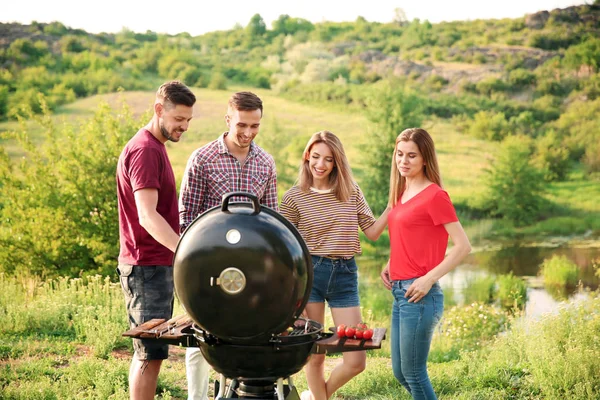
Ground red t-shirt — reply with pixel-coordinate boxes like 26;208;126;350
388;184;458;281
116;129;178;265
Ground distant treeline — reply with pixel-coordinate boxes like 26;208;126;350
0;3;598;120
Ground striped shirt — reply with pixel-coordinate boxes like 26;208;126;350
280;183;376;258
179;132;278;232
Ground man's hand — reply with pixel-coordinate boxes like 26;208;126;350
380;261;392;290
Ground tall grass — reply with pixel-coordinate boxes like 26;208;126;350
541;254;579;287
497;272;528;311
2;272;600;398
463;275;497;304
0;273;128;358
0;273;187;398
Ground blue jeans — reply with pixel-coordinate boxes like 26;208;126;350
391;278;444;400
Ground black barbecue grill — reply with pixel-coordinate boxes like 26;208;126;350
123;192;386;400
173;192;320;399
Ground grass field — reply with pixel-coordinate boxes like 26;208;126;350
1;274;599;399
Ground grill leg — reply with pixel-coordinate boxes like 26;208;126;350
225;379;237;398
215;374;226;399
276;378;284;400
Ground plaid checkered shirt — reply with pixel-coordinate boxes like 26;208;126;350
179;132;278;232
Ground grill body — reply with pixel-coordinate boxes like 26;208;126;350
173;192;321;392
174;192;313;344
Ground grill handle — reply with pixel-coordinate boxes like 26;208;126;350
221;192;260;215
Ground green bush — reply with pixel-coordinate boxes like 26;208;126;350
463;275;497;305
437;302;509;350
0;99;144;277
43;21;69;36
528;29;578;50
521;216;591;237
468;110;510;141
563;37;600;74
424;74;449;91
475;76;507;96
507;68;536;88
541;255;579;288
531;130;571;181
497;273;528;311
208;70;228;90
553;98;600;170
0;84;9;119
509;110;540;136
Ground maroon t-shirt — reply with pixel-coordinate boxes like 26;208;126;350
116;129;178;265
388;184;458;281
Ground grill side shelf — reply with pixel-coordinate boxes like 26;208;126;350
313;327;387;354
120;316;387;352
122;318;167;338
122;315;196;346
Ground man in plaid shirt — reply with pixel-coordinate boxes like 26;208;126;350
178;91;278;400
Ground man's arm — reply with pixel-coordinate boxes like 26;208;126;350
134;188;179;252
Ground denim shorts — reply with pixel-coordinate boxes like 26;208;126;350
308;256;360;308
117;264;174;360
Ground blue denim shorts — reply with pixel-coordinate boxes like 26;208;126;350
117;264;174;360
308;256;360;308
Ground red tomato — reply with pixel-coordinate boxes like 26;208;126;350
357;322;368;330
336;324;347;338
363;328;374;340
354;329;364;339
345;326;356;338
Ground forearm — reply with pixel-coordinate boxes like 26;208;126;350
423;242;471;283
363;206;391;241
139;211;180;253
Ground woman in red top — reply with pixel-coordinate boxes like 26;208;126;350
380;128;471;400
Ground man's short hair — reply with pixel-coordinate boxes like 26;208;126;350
228;91;263;115
156;81;196;108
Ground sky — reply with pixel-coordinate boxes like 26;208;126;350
2;0;590;36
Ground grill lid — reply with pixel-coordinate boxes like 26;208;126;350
173;192;313;343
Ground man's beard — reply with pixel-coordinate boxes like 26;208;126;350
160;123;180;142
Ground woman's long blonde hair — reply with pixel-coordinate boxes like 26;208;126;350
388;128;442;207
297;130;354;202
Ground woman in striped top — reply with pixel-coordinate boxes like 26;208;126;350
280;130;390;400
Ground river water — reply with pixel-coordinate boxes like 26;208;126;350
357;239;600;319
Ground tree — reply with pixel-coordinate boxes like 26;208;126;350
272;15;314;36
246;14;267;38
393;8;408;26
362;84;425;212
0;99;143;277
483;135;546;227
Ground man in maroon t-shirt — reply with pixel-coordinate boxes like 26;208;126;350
116;81;195;400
